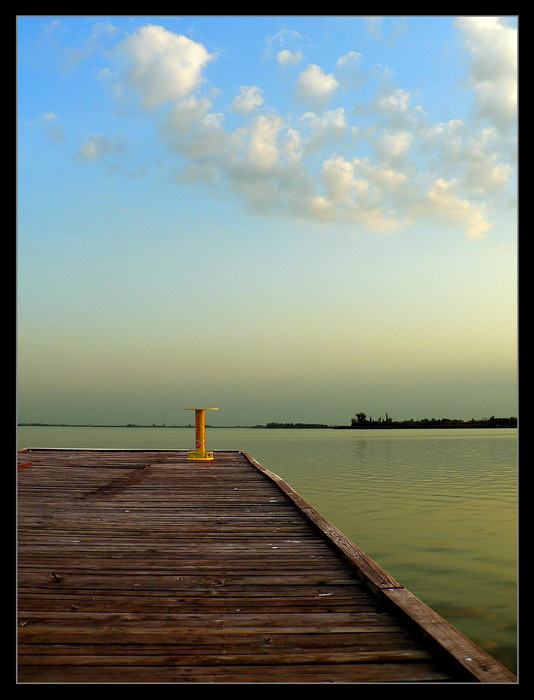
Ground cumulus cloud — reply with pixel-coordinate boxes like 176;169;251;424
113;25;216;108
76;134;123;161
417;178;492;240
232;85;264;114
159;95;240;164
352;158;410;194
373;87;426;127
420;118;514;198
465;160;511;196
455;16;517;129
337;50;362;68
299;108;348;152
322;155;369;202
73;22;513;240
335;51;364;89
302;153;493;237
277;49;303;66
281;128;303;164
256;152;405;233
375;130;414;162
164;96;213;138
376;88;412;115
245;114;285;170
296;64;339;105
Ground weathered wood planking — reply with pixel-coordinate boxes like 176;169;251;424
17;449;516;683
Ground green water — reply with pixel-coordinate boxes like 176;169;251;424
17;425;518;676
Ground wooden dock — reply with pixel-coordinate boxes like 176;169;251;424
17;448;517;683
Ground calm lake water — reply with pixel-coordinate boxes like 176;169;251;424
17;425;518;676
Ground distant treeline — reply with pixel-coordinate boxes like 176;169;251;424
336;412;517;429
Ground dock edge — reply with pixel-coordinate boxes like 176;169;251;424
240;450;517;683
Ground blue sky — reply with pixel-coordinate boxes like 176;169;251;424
17;15;518;426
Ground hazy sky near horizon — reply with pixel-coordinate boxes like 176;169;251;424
17;15;517;426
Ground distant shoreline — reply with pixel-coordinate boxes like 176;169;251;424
17;423;256;429
18;418;517;430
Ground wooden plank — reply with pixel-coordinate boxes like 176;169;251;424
18;662;457;683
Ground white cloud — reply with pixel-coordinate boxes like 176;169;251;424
281;128;303;164
335;51;364;90
306;195;336;221
455;16;517;129
160;95;239;162
306;193;400;233
322;155;369;202
356;208;400;233
267;29;302;45
466;161;511;195
352;158;409;193
245;114;285;170
182;118;232;161
337;50;362;68
76;134;122;161
372;87;426;129
277;49;303;66
114;25;216;108
41;112;65;142
375;88;412;115
296;64;339;105
420;119;514;198
420;178;492;239
299;108;348;152
232;85;264;114
376;130;413;161
164;95;213;137
297;154;405;232
74;20;512;240
314;156;491;238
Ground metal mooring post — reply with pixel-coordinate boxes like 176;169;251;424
182;408;219;461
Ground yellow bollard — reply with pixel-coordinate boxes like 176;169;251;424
183;408;219;461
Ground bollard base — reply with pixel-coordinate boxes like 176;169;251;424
187;451;214;461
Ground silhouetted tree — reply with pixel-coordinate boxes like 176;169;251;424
355;412;368;426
